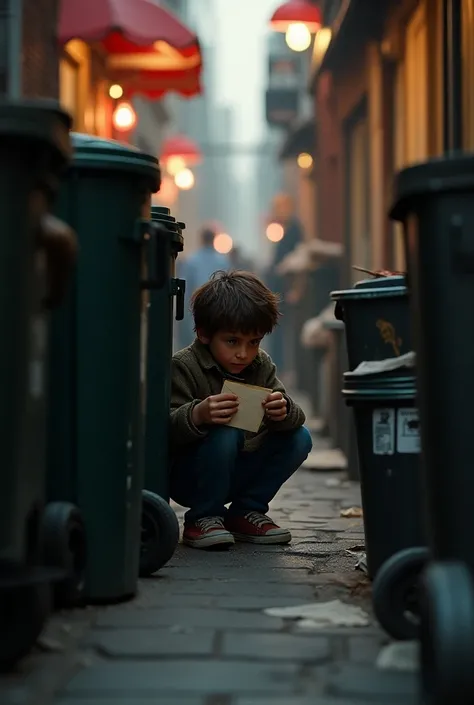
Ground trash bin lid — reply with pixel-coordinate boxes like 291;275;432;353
150;205;184;251
331;275;407;302
70;132;160;188
0;99;72;163
390;153;474;221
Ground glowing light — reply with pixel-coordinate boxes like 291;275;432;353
109;83;123;99
112;101;136;131
167;156;186;176
154;175;178;206
214;232;233;254
266;222;285;243
174;168;195;190
285;22;312;52
297;152;313;169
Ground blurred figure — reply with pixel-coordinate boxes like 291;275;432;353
267;193;305;373
229;245;253;272
176;226;231;349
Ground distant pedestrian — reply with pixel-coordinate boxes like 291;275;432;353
228;245;253;272
177;227;230;349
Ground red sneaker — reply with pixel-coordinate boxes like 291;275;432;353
183;516;235;549
225;512;292;545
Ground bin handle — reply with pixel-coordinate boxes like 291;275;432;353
39;213;77;309
172;278;186;321
142;221;168;290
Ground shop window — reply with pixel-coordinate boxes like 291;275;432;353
462;0;474;149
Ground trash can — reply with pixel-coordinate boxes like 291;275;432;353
46;134;160;604
390;155;474;699
139;205;184;578
0;100;73;668
331;276;411;370
342;372;424;580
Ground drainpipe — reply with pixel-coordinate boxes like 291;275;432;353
442;0;462;152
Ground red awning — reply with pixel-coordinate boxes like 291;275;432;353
59;0;203;99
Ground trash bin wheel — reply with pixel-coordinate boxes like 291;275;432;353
0;580;51;671
140;490;179;577
372;546;429;640
420;561;474;705
42;502;87;608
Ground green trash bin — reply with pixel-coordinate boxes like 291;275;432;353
139;205;184;578
331;276;411;369
46;134;160;604
342;373;424;579
0;100;73;668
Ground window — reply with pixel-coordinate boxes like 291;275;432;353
404;3;428;164
345;101;370;282
462;0;474;149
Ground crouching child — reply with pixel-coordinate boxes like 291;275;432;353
170;270;313;549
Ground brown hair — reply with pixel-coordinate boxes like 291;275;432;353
191;270;281;336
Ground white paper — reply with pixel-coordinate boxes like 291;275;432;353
345;351;416;377
265;599;370;629
396;408;421;454
372;408;395;455
221;379;272;433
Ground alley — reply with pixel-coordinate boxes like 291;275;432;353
1;426;417;705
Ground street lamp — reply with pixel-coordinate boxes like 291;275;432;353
112;101;137;132
266;222;285;242
297;152;313;169
214;232;233;254
269;0;322;52
174;168;195;190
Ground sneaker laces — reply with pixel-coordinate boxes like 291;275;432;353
196;516;225;531
244;511;275;528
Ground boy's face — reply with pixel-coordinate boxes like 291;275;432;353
198;330;263;375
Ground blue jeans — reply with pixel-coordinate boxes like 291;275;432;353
170;426;313;523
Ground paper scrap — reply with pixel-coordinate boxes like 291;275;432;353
221;379;272;433
265;599;370;629
376;642;419;672
341;507;363;518
344;352;416;377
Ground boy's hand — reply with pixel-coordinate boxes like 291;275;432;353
263;391;288;422
192;393;239;426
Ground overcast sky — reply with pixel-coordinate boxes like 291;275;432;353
191;0;281;142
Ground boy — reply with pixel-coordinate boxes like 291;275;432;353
170;270;313;549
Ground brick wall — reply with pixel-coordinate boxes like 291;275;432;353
22;0;60;98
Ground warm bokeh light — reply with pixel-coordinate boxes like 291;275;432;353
266;222;285;242
166;156;187;176
154;175;178;207
174;168;195;190
285;22;312;52
112;101;136;131
313;27;332;63
297;152;313;169
214;232;233;254
109;83;124;99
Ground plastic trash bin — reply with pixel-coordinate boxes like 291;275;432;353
390;154;474;702
331;276;411;369
139;205;184;578
0;100;73;669
46;134;160;604
342;372;424;577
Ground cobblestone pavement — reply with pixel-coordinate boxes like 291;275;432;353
1;433;419;705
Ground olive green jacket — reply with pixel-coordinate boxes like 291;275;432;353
170;339;305;459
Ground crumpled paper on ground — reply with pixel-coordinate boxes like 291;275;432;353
264;599;370;629
340;506;363;518
376;642;419;671
344;351;415;377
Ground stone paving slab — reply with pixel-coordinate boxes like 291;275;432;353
96;607;286;631
87;628;216;657
62;660;302;696
221;632;331;662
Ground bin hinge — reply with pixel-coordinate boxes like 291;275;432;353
171;278;186;320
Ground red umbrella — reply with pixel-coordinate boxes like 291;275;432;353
59;0;203;99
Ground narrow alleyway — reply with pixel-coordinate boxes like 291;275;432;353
1;421;418;705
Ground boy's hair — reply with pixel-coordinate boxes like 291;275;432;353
191;270;281;337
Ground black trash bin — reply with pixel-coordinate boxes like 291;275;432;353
343;372;424;577
332;276;411;370
0;101;73;668
390;154;474;700
139;206;184;578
